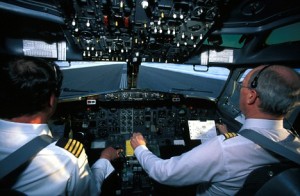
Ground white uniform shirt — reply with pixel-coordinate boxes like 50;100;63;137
0;119;114;196
134;119;298;196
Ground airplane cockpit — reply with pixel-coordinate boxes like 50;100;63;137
0;0;299;195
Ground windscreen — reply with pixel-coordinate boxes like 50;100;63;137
56;61;230;100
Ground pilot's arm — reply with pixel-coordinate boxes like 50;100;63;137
64;145;120;195
63;145;101;196
130;132;227;186
91;147;121;192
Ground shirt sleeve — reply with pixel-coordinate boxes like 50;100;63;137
67;156;115;196
91;158;115;192
134;136;228;186
66;149;101;196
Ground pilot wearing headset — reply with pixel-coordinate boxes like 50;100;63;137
130;65;300;195
0;57;121;195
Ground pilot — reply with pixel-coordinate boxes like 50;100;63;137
130;65;300;195
0;57;121;195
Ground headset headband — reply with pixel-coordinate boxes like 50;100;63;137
250;65;272;88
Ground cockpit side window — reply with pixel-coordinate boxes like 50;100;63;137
266;22;300;45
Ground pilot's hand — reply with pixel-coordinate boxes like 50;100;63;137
130;132;146;150
216;123;228;134
100;147;123;161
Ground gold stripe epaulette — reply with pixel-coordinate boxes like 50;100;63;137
223;132;238;140
56;138;84;158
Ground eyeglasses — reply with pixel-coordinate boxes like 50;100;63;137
235;81;250;91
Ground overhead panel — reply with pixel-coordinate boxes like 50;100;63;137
64;0;231;63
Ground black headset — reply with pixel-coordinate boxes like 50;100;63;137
250;65;272;88
51;62;63;96
37;58;62;96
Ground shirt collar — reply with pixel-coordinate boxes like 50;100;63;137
0;119;52;136
241;118;284;131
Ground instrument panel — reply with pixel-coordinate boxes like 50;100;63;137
50;90;219;195
53;90;218;148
